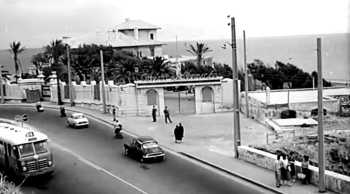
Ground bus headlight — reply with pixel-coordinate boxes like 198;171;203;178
48;161;52;166
22;167;27;171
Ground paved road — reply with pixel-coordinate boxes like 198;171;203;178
0;106;275;194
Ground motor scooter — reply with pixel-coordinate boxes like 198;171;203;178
60;106;66;117
36;103;44;112
114;124;123;139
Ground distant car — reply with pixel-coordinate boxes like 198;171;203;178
124;136;165;162
67;113;89;128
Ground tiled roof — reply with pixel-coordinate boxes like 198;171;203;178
116;19;160;30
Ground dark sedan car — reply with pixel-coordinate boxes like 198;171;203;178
124;136;165;162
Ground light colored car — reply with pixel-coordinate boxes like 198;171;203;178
67;113;89;128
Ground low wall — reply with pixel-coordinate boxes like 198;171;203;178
238;145;350;194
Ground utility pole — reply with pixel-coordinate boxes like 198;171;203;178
0;65;4;104
66;45;74;106
243;30;249;118
230;16;241;158
100;50;107;114
317;38;326;193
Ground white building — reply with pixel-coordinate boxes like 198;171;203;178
66;19;164;57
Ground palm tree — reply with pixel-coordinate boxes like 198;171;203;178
9;41;25;82
45;40;66;105
186;42;212;67
149;57;176;78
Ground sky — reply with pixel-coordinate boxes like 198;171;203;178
0;0;349;49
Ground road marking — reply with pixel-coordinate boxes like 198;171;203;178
50;142;149;194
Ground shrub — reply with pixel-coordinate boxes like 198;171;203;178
0;174;22;194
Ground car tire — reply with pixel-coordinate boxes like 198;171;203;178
140;157;144;163
124;148;128;156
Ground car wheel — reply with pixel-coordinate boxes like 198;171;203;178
124;148;128;156
140;157;144;163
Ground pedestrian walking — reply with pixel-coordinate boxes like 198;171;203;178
152;105;157;122
274;154;282;188
288;154;296;183
177;123;184;143
174;124;179;143
112;106;116;121
163;106;172;124
301;155;311;184
281;154;289;185
174;123;184;143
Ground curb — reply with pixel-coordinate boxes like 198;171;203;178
1;103;284;193
180;152;284;194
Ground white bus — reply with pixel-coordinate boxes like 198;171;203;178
0;123;54;177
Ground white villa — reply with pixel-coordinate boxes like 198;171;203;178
66;19;164;57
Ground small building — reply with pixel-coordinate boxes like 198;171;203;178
241;87;350;122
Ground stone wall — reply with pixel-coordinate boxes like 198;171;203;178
2;78;44;101
238;145;350;194
50;77;233;115
50;80;140;116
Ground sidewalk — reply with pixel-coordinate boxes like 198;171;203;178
9;102;334;194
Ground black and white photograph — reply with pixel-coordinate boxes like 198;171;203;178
0;0;349;193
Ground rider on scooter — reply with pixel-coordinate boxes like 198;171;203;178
114;120;123;137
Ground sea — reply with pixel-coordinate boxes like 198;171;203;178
162;33;350;81
0;33;349;81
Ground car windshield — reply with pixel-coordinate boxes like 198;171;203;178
18;143;34;157
73;115;85;119
142;142;162;153
34;140;48;154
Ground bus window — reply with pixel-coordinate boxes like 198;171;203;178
0;142;4;155
34;141;48;154
18;143;34;157
11;146;19;158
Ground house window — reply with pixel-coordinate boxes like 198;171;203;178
150;47;155;56
202;87;213;102
146;89;158;105
150;33;154;40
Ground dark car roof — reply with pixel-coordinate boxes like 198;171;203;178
136;136;157;143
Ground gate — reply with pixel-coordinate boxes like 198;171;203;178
164;87;195;114
42;85;51;98
201;86;214;113
26;89;41;103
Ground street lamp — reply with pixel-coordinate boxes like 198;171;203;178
0;65;4;104
62;36;74;106
100;50;107;114
227;15;241;158
66;44;74;106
